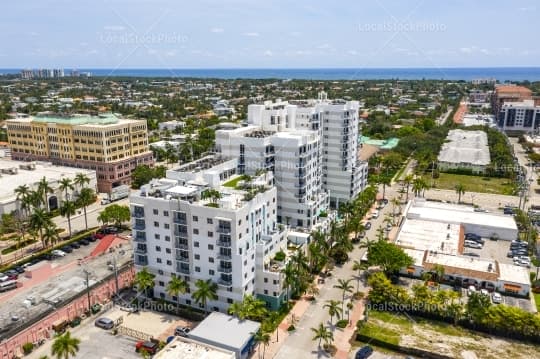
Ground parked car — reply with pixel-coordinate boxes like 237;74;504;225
469;236;485;244
492;292;503;304
503;208;515;215
120;304;139;313
480;289;490;297
174;326;190;337
355;345;373;359
13;266;25;274
364;222;372;230
70;242;80;249
51;249;66;257
467;285;477;296
463;252;480;257
94;232;105;239
61;246;73;253
465;233;480;240
94;317;114;330
87;235;97;242
464;240;482;249
507;251;515;258
78;239;90;246
135;340;159;355
4;270;18;280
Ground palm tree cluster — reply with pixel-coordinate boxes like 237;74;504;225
228;294;268;321
311;322;334;351
51;331;80;359
13;173;94;249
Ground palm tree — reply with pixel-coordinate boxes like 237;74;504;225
77;187;95;230
201;189;221;204
403;174;414;200
228;301;245;319
281;261;295;301
323;299;343;325
29;208;52;248
42;224;60;247
252;329;271;359
73;172;90;190
455;183;465;203
59;200;76;238
166;275;188;311
192;279;218;314
58;178;74;203
37;177;54;210
412;177;428;197
334;278;354;313
352;260;367;293
134;267;155;298
51;331;80;359
15;184;31;217
379;174;392;200
311;322;332;348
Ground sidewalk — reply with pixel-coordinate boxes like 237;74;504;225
334;299;365;359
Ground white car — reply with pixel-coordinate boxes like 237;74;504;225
467;285;477;296
480;289;489;297
464;240;482;249
492;292;503;304
51;249;66;257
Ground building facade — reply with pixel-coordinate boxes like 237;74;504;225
6;113;153;193
130;155;289;312
215;93;368;228
492;84;533;119
498;99;540;132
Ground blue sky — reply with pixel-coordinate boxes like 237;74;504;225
0;0;538;68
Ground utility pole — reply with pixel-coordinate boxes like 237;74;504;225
113;256;119;295
83;269;91;311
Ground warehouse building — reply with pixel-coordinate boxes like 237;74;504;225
437;129;490;174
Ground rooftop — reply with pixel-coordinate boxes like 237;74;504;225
395;219;461;255
174;155;230;174
154;337;235;359
438;129;490;166
497;263;531;285
0;159;95;203
424;251;498;281
188;312;260;351
406;200;517;231
495;85;532;97
7;113;141;126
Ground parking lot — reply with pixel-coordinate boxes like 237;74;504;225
29;306;196;359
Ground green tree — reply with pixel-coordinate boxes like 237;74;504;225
37;177;54;210
311;322;333;348
42;224;60;248
192;279;218;314
73;172;91;190
77;187;95;230
333;278;354;313
97;204;130;227
58;178;74;203
352;260;367;293
29;208;53;248
15;184;31;217
323;300;342;325
403;174;414;201
131;165;166;189
51;331;80;359
367;240;414;275
455;183;465;203
59;200;76;238
166;275;188;311
201;189;222;204
252;329;271;359
134;267;155;298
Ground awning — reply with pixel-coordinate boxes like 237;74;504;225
503;283;521;290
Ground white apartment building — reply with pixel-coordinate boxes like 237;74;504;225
498;99;540;132
131;155;289;312
216;92;368;227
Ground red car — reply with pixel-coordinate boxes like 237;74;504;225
93;232;105;239
135;340;159;355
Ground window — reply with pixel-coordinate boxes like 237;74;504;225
209;269;215;275
273;279;278;285
154;221;159;227
154;234;160;239
164;223;170;229
165;236;170;242
208;244;214;250
163;210;169;217
153;209;158;215
208;231;214;237
207;218;213;224
155;246;161;252
264;278;268;283
194;254;200;260
227;298;233;304
195;266;200;272
165;248;171;254
209;257;214;263
193;215;198;222
158;269;164;275
194;241;199;247
264;290;268;294
158;281;164;287
193;228;199;235
157;258;162;263
166;260;172;265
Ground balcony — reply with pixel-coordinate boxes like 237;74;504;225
135;246;147;254
132;208;145;218
217;266;233;273
173;215;187;225
217;239;232;247
133;222;146;230
175;241;189;250
176;255;189;263
217;226;232;234
134;233;146;242
217;253;232;260
218;278;233;286
174;226;188;238
135;256;148;266
177;266;190;275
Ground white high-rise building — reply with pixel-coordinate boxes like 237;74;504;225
216;92;368;227
131;155;289;311
498;99;540;132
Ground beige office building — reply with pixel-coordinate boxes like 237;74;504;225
6;113;153;192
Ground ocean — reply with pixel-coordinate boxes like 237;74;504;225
1;67;540;81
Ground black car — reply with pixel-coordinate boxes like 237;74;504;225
61;246;73;253
78;239;90;246
13;266;25;274
364;222;372;230
70;242;81;249
355;345;373;359
87;235;97;242
464;252;481;257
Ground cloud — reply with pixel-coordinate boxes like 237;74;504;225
243;32;260;37
347;50;359;55
459;47;474;54
316;43;331;49
165;50;177;57
210;28;224;33
263;50;273;57
103;25;125;32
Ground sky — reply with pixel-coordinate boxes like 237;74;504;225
0;0;538;69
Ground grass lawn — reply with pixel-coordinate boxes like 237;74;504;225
534;293;540;313
223;176;243;188
357;321;400;346
425;173;515;195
